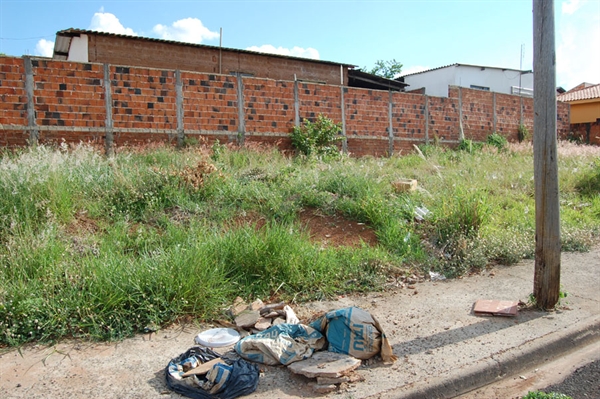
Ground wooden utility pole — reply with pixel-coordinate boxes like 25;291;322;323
533;0;561;309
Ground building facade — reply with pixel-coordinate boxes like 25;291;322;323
52;29;353;86
398;63;533;98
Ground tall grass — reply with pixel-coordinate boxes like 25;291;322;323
1;140;598;346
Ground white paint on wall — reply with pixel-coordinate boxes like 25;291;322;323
401;64;534;97
68;35;89;62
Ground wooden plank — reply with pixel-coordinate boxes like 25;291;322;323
182;358;226;377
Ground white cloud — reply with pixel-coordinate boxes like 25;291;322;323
562;0;583;15
399;65;431;77
153;18;219;44
89;11;137;36
556;2;600;89
35;38;54;57
246;44;320;60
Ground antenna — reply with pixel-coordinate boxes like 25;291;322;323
219;28;223;74
519;43;524;95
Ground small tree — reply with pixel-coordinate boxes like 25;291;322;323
364;59;403;79
291;114;343;158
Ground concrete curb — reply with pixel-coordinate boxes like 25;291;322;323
371;315;600;399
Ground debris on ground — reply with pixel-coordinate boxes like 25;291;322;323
391;179;418;193
234;323;325;365
166;347;259;399
227;298;300;332
473;299;519;316
288;351;363;394
175;301;397;397
310;307;397;364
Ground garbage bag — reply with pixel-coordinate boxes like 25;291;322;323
165;346;259;399
234;323;325;365
310;307;397;364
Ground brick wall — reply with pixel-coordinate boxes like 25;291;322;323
565;121;600;145
0;57;27;146
345;87;389;156
429;93;460;143
182;72;239;145
245;78;294;134
0;56;575;156
391;92;426;153
89;34;347;86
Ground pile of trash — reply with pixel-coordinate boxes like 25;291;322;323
165;301;397;398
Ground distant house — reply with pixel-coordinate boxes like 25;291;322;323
51;28;406;91
397;63;533;98
557;83;600;124
557;82;600;144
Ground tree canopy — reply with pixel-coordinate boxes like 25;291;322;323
364;59;403;79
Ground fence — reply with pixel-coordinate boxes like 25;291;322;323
0;56;571;156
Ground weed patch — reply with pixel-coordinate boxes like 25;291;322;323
1;141;598;346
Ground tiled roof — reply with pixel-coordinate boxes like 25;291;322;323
558;84;600;102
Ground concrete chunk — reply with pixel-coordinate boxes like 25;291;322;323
249;299;265;311
288;352;361;379
229;296;248;317
234;310;260;328
254;316;272;331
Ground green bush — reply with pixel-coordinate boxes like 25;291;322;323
517;124;531;142
291;114;343;158
458;139;483;154
487;132;508;150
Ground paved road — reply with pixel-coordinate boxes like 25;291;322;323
457;342;600;399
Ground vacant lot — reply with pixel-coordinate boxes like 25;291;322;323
1;140;598;346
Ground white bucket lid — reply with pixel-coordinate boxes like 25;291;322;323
195;328;241;347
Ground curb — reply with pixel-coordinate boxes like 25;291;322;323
371;315;600;399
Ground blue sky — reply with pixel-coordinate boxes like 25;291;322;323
0;0;598;90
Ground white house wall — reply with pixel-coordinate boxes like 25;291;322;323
454;65;533;95
403;64;534;97
68;35;89;63
403;66;456;97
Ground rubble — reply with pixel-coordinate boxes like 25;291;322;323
287;352;361;379
228;298;293;331
288;351;362;394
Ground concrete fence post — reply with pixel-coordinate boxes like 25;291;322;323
493;92;497;133
175;69;184;148
424;94;429;145
103;64;114;156
23;57;39;146
340;87;348;154
388;90;394;156
293;79;300;128
236;73;246;146
458;87;465;141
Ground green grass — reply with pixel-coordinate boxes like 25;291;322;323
0;140;598;346
522;391;572;399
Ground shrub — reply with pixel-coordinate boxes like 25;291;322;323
434;188;490;243
517;124;531;142
487;132;508;151
458;139;483;154
291;114;343;158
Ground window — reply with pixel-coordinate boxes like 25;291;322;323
470;85;490;91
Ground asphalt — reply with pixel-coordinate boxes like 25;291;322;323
0;247;598;399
